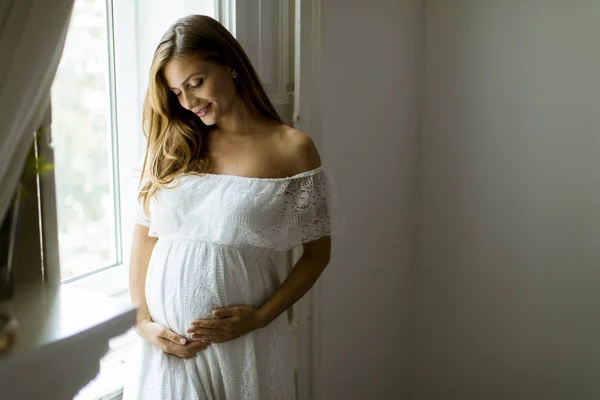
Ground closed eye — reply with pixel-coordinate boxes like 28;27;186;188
190;79;204;89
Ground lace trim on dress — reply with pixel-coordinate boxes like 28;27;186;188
134;168;345;247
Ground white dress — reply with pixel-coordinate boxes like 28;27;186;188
123;167;343;400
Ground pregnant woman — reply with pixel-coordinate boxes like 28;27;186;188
122;15;343;400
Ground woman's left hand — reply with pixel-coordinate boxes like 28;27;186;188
187;306;268;344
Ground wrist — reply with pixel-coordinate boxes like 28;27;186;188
135;305;151;323
256;307;276;328
134;315;152;335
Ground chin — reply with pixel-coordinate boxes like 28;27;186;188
200;115;217;126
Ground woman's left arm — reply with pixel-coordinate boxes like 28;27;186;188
187;238;331;343
258;237;331;325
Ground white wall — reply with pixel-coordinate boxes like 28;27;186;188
412;1;600;399
318;1;422;399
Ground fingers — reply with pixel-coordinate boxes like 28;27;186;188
190;333;229;343
186;327;219;335
212;307;238;318
181;340;211;358
160;338;210;359
159;327;187;345
190;319;231;329
186;307;239;323
187;340;210;351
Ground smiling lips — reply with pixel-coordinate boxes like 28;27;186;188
194;103;211;117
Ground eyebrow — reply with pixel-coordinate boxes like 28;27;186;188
168;73;203;90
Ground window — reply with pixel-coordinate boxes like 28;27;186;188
52;0;120;282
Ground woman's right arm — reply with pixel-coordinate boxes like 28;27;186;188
129;223;210;358
129;223;157;325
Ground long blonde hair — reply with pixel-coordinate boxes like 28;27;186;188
139;15;282;215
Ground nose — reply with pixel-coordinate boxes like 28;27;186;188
180;91;195;111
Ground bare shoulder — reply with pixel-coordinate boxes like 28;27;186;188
276;125;322;174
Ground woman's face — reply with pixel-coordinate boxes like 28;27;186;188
163;56;237;126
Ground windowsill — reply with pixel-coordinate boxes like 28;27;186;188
66;268;136;400
65;263;130;297
75;327;138;400
0;282;136;399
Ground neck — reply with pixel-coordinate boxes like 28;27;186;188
215;96;265;136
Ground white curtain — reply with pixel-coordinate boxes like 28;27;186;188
0;0;75;222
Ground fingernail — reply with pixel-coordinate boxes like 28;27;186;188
180;338;187;344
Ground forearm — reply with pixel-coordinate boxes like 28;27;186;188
129;226;157;325
258;253;329;327
130;257;153;329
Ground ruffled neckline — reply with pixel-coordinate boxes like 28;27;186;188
180;166;324;183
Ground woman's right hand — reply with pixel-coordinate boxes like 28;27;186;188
135;320;210;359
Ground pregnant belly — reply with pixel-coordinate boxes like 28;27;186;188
145;238;277;337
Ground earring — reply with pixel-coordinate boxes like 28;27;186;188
233;74;240;85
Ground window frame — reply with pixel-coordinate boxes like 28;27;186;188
41;0;136;295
